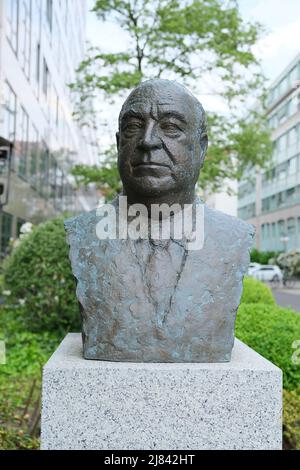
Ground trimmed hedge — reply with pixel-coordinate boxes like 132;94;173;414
236;303;300;390
241;276;275;305
283;389;300;450
3;218;79;334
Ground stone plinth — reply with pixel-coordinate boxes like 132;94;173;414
41;334;282;450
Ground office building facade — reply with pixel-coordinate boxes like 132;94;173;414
0;0;98;254
238;53;300;252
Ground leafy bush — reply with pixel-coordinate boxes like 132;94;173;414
0;305;62;450
283;389;300;450
236;303;300;390
276;250;300;277
250;248;281;265
2;218;79;334
241;277;275;305
0;428;39;450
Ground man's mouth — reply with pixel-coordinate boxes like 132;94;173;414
132;162;172;177
132;162;171;169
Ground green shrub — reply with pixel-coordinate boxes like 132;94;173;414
236;303;300;390
0;305;62;450
250;248;281;265
2;218;79;334
283;389;300;450
241;277;275;305
0;429;39;450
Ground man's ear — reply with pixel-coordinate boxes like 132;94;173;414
200;132;208;167
116;132;120;151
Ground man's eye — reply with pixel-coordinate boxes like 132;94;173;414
160;122;181;135
123;121;143;133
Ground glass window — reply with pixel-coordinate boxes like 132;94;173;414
286;187;295;203
290;65;299;86
262;198;270;213
6;0;19;53
288;156;298;174
2;81;17;143
277;192;286;207
278;134;287;152
0;212;13;255
42;58;49;97
53;15;61;73
15;105;29;178
55;94;59;129
56;167;64;202
270;195;276;210
287;217;296;235
276;162;288;180
19;0;31;79
36;42;41;83
49;154;57;199
40;143;49;197
288;126;298;147
278;102;289;124
30;0;41;93
278;220;285;237
289;95;298;116
46;0;53;31
279;76;289;97
28;123;39;188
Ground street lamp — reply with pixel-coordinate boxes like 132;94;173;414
280;234;289;253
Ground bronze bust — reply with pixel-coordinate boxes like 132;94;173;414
65;79;254;362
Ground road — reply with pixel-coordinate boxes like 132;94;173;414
272;288;300;312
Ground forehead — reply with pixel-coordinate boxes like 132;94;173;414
121;85;197;121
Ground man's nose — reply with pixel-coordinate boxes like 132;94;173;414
138;122;162;151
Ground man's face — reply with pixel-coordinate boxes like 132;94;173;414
117;82;205;198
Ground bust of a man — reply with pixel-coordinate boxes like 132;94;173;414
65;79;254;362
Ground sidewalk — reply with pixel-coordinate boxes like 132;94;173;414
271;286;300;312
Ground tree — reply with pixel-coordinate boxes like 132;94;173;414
72;145;121;200
70;0;272;196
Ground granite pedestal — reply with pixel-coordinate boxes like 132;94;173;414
41;333;282;450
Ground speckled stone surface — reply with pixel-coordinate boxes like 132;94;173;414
41;334;282;450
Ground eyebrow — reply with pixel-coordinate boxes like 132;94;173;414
121;109;188;125
121;110;145;122
158;111;187;125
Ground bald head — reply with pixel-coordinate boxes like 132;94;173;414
119;79;207;147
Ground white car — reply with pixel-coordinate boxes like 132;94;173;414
251;265;283;283
248;262;261;276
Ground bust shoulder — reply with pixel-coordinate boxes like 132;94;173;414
64;210;96;250
204;204;255;238
202;204;255;267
